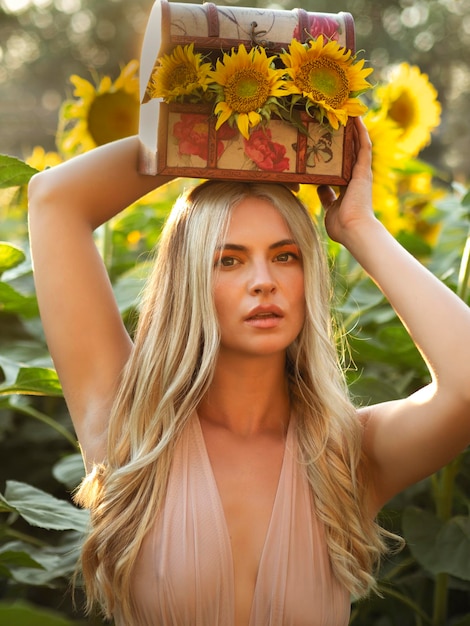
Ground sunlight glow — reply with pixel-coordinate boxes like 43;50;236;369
1;0;52;12
1;0;32;13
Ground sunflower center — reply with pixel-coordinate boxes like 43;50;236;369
224;68;270;113
296;58;349;108
168;63;199;91
88;91;139;146
388;91;415;130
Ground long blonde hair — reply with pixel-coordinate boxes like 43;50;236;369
75;181;391;621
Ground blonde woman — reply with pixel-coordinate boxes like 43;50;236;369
28;119;470;625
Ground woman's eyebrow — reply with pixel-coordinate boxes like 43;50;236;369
217;243;247;252
269;239;298;250
217;239;297;252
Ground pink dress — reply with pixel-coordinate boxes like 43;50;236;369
116;414;351;625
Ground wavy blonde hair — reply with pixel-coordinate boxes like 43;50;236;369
75;181;392;622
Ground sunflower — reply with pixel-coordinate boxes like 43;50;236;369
147;44;212;102
280;36;373;130
58;60;140;155
209;44;286;139
375;63;441;157
364;111;405;234
397;170;444;245
26;146;62;171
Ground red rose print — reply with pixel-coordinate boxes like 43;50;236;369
172;114;237;161
172;114;210;160
217;122;238;142
294;14;340;42
244;128;290;172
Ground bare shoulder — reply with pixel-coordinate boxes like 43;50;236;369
358;391;470;511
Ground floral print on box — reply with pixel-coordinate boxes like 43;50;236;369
166;108;344;177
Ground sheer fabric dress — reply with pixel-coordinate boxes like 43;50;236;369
114;413;351;625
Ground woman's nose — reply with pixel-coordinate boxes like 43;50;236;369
248;262;277;296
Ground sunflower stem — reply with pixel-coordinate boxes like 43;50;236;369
457;224;470;302
100;219;114;271
429;205;470;626
431;454;462;626
13;403;79;450
377;584;433;624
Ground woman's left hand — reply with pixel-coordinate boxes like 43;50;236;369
316;117;376;247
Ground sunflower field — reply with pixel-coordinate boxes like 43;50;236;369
1;5;470;626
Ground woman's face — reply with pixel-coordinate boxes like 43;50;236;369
213;196;305;360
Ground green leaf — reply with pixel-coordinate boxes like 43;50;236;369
337;278;384;319
0;601;76;626
1;537;82;586
53;453;85;489
0;281;39;317
0;242;26;273
402;506;444;574
461;189;470;208
437;515;470;580
403;507;470;580
348;375;401;404
113;261;150;313
0;481;89;532
0;365;62;396
0;538;80;586
0;155;38;189
0;548;45;578
395;156;437;176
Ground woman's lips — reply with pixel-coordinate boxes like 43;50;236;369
244;308;283;329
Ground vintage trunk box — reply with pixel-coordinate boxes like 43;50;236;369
138;0;357;185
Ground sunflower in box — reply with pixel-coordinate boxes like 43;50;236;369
146;43;213;103
208;44;287;140
280;35;373;130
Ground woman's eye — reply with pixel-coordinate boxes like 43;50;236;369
276;252;296;263
218;256;238;267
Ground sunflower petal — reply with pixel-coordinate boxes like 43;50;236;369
236;113;250;139
70;75;95;99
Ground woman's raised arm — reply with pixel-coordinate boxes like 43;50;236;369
28;136;171;468
318;118;470;510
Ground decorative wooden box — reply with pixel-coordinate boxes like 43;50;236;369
138;0;357;184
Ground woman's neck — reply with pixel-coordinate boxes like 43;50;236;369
198;351;290;436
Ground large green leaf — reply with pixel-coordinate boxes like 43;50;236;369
402;507;443;574
0;548;44;579
113;261;151;313
337;278;385;319
1;538;81;586
0;337;52;369
0;155;38;189
0;481;89;532
0;281;38;317
0;242;26;273
348;374;403;404
53;453;85;489
403;507;470;580
0;601;77;626
0;358;62;396
437;515;470;580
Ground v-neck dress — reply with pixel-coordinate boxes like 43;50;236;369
116;414;351;625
